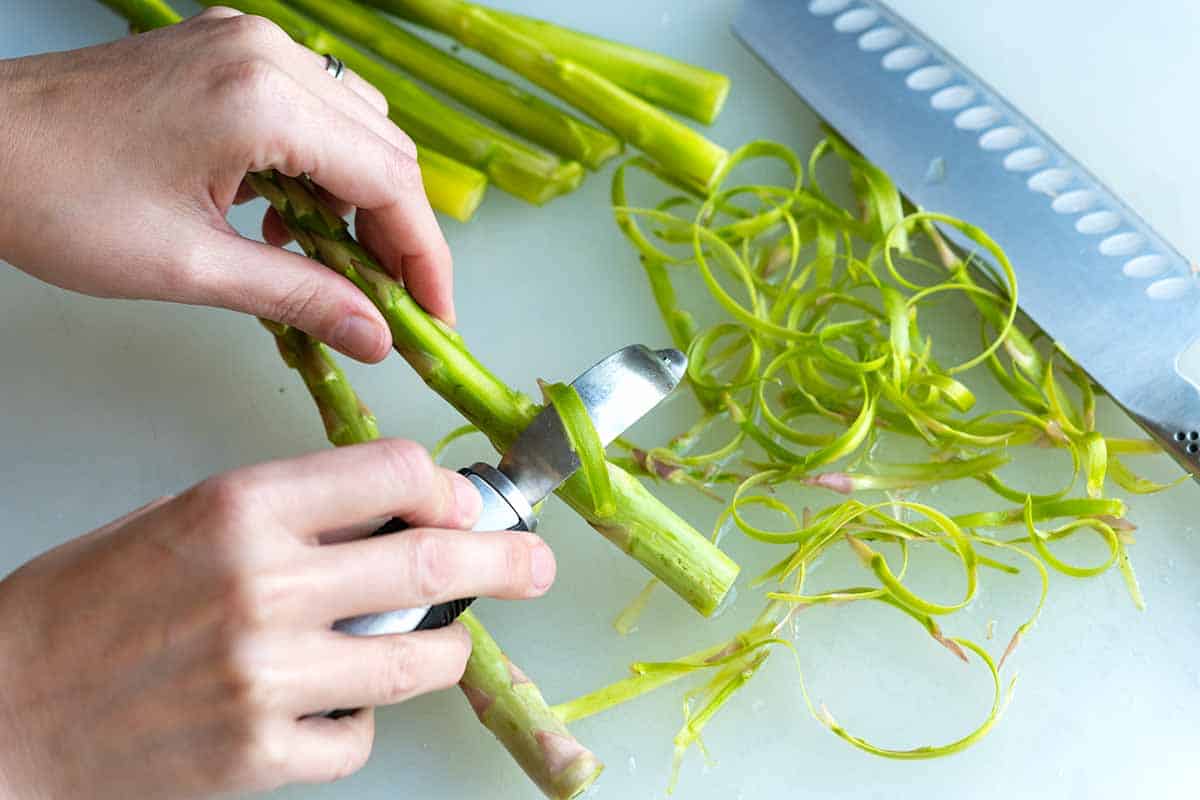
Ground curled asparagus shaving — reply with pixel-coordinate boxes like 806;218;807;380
486;7;731;124
247;170;739;615
363;0;730;190
201;0;584;204
570;136;1182;785
283;0;622;169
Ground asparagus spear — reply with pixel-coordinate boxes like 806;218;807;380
200;0;584;204
362;0;729;190
266;324;602;799
459;614;604;799
282;0;622;170
250;171;740;615
416;144;487;222
486;7;730;125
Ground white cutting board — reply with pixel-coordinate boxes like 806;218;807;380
1;1;1197;799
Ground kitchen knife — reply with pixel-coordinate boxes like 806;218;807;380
331;344;688;638
733;0;1200;477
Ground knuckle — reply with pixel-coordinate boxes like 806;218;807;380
326;739;371;783
393;128;417;159
504;537;533;592
197;5;241;21
374;638;418;702
384;149;423;194
269;279;327;329
190;474;259;529
379;440;436;497
225;13;287;49
208;57;287;125
239;721;290;779
407;530;452;602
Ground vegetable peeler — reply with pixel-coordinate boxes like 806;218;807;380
332;344;687;637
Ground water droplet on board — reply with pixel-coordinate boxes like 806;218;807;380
924;156;946;184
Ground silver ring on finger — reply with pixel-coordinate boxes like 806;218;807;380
323;53;346;82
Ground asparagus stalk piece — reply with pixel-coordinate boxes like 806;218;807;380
266;325;602;800
487;7;731;125
362;0;730;190
282;0;622;170
416;144;487;222
249;171;740;615
459;614;604;799
200;0;584;204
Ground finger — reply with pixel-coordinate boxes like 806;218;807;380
357;207;456;326
310;529;555;619
287;709;375;784
191;226;391;362
220;438;480;538
245;74;454;324
316;517;389;546
273;36;409;157
304;49;390;120
299;624;471;711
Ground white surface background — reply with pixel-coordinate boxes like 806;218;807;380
2;1;1198;799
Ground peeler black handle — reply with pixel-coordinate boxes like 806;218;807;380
358;516;487;633
323;464;533;719
330;463;535;638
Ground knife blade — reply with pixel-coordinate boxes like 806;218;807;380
733;0;1200;477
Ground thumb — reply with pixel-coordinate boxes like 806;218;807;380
190;229;392;362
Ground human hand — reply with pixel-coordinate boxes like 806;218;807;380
0;439;556;799
0;7;451;362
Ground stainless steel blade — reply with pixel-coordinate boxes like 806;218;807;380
499;345;687;503
734;0;1200;475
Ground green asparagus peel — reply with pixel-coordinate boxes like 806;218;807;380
416;145;487;221
247;170;739;615
539;380;616;518
362;0;730;190
200;0;584;204
485;7;731;125
549;136;1186;788
282;0;622;169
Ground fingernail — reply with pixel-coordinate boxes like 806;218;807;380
529;542;556;592
332;314;386;360
453;474;481;527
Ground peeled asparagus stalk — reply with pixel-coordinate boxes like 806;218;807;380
363;0;730;190
283;0;622;169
